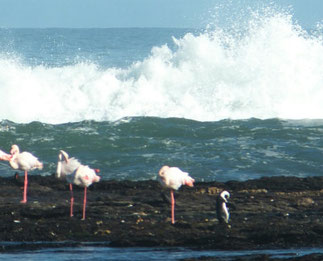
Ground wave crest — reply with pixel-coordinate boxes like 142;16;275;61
0;8;323;124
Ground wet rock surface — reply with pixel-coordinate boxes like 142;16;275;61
0;174;323;258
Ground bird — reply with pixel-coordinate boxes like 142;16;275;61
216;190;230;224
158;165;195;224
56;150;81;217
9;144;43;203
0;149;11;161
56;150;100;220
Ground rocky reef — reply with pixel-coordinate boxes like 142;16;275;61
0;174;323;259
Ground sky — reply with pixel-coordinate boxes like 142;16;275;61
0;0;322;29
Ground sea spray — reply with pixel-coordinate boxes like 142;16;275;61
0;8;322;124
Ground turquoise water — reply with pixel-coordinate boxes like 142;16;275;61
1;118;323;182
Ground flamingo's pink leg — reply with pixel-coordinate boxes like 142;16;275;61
171;190;175;224
20;171;28;204
82;186;87;220
69;184;74;217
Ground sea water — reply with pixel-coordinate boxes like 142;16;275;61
0;3;323;260
0;243;323;260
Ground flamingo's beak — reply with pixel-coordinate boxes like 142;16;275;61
185;178;195;187
93;175;101;183
93;169;101;183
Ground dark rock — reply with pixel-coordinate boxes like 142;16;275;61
0;174;323;253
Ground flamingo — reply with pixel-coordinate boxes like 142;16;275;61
158;165;195;224
9;144;43;203
0;149;11;161
56;150;81;217
56;150;100;220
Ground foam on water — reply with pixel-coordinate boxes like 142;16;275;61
0;7;322;124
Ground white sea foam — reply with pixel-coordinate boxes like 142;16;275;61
0;8;322;124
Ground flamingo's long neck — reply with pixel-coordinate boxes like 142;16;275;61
9;153;19;170
56;160;62;178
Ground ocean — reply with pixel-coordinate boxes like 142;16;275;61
0;5;323;260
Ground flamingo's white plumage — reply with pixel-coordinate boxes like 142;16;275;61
158;165;195;224
9;144;43;203
57;150;100;220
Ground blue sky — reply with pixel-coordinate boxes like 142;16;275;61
0;0;322;29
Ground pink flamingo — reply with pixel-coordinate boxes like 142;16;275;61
0;149;11;161
56;150;100;220
56;150;81;217
9;144;43;203
158;165;195;224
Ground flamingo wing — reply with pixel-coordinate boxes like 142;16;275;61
14;152;42;171
60;157;81;177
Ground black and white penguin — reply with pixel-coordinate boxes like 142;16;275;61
216;190;230;224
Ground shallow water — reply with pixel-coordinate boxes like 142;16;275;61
1;244;323;260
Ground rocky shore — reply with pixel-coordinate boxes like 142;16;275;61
1;174;323;259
